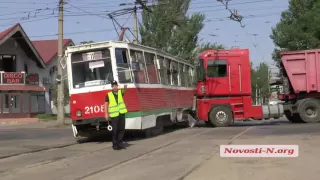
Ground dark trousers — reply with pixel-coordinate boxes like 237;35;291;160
111;114;125;147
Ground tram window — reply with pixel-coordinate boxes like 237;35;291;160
130;49;147;84
179;63;185;87
165;58;172;85
116;48;133;83
190;67;195;86
71;48;113;88
183;65;189;87
185;65;191;87
189;66;194;86
157;55;168;85
144;52;159;84
171;60;178;86
115;48;128;64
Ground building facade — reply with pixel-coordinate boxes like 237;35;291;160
0;23;73;119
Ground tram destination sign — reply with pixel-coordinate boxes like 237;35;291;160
1;72;25;84
82;51;103;61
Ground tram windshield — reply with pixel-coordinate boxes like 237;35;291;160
71;48;113;89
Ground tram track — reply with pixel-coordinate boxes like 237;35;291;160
0;142;77;160
80;126;255;180
75;128;214;180
0;126;254;180
0;127;213;179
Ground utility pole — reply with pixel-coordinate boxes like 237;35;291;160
57;0;65;124
117;0;151;43
255;77;259;105
133;6;138;43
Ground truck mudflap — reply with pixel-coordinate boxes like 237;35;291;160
261;104;284;119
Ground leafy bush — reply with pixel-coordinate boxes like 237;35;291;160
50;83;69;106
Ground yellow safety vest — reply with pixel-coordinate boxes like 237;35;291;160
107;90;128;118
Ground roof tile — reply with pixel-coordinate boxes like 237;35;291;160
31;39;73;64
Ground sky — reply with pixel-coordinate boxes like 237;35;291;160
0;0;289;73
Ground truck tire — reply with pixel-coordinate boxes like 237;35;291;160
284;111;303;123
209;106;233;127
298;99;320;123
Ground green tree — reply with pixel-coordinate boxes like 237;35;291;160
270;0;320;67
80;40;94;44
139;0;205;62
51;82;69;106
251;62;270;104
198;42;225;52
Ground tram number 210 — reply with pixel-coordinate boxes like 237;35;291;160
84;105;105;115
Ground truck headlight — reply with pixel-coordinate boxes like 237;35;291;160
75;110;82;117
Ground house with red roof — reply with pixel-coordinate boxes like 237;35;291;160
0;23;74;120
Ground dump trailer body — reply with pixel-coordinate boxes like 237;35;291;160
280;49;320;123
281;49;320;93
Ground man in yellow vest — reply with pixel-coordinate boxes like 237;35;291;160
105;80;128;150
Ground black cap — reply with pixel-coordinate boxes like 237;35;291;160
111;80;118;86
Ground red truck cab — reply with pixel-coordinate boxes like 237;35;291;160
193;48;283;127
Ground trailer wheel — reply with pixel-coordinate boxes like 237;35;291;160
299;99;320;123
284;111;304;123
209;106;233;127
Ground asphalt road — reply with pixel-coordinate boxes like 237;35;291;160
0;118;319;180
0;127;75;159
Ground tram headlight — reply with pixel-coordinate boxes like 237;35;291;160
75;110;82;117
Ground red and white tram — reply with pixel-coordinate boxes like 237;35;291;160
65;41;195;140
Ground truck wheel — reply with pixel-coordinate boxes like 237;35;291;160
209;106;233;127
299;99;320;123
284;111;303;123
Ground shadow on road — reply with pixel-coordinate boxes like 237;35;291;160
77;119;310;144
79;124;189;144
193;119;291;128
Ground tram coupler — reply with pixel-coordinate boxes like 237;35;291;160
91;121;101;131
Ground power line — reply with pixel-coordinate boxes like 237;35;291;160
0;10;281;29
0;0;279;17
217;0;267;62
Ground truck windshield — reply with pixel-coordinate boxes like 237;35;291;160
207;60;227;77
195;59;205;81
71;48;113;88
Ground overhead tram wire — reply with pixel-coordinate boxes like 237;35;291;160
216;0;266;61
0;12;280;38
0;0;281;39
0;2;283;25
0;0;278;18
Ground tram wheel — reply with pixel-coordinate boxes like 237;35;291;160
144;117;164;138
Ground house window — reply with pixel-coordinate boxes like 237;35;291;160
49;66;57;77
